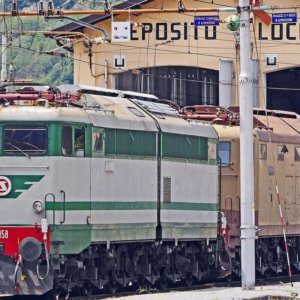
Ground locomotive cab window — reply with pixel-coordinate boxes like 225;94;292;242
3;124;47;156
277;144;288;161
92;128;103;156
74;127;85;157
62;126;72;156
218;141;231;167
61;125;85;157
259;143;267;160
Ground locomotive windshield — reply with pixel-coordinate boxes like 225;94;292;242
3;124;47;156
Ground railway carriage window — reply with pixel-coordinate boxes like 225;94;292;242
3;124;47;156
61;126;72;156
259;144;267;160
218;141;231;167
295;147;300;161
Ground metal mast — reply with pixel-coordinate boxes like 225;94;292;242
1;34;7;82
238;0;255;290
1;0;7;82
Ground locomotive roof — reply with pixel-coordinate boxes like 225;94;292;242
0;105;90;122
83;93;218;138
214;113;300;144
0;90;218;139
254;114;300;144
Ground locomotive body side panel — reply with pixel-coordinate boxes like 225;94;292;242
255;115;300;236
213;125;241;249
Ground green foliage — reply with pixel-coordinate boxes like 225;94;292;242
0;1;77;84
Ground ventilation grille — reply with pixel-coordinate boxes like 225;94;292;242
163;177;171;203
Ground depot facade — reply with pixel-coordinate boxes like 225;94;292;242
66;0;300;113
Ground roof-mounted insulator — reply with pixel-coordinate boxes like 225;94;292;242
104;0;111;14
47;0;54;16
56;7;64;18
178;0;185;12
38;1;44;16
11;0;18;16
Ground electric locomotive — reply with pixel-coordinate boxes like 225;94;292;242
0;84;226;296
182;105;300;278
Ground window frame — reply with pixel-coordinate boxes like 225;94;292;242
61;124;86;157
3;124;48;156
218;140;231;167
92;127;104;157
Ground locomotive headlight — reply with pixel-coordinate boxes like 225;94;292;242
33;200;44;213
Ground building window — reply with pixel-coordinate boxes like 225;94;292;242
115;66;219;107
219;141;231;166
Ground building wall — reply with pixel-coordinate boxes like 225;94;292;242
73;0;300;108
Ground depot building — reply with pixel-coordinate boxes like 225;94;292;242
55;0;300;113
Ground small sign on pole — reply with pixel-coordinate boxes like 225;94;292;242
111;21;131;42
194;15;220;26
272;12;297;24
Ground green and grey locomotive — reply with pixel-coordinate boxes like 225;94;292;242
0;84;224;296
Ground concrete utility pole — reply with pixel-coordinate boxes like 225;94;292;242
238;0;256;290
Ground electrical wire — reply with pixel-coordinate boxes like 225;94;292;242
3;1;300;92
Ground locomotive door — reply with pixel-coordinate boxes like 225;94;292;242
48;125;92;226
284;175;296;223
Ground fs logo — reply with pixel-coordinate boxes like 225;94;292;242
0;176;12;196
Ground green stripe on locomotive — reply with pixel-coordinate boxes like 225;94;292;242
45;201;217;211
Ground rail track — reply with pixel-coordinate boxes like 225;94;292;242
1;274;299;300
38;273;300;300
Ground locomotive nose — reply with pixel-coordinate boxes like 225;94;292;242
19;237;42;262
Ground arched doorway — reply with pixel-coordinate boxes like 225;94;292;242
267;67;300;114
115;66;219;107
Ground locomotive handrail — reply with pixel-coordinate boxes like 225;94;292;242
60;190;66;224
44;193;56;228
224;196;233;224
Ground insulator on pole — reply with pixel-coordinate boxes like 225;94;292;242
8;63;14;82
104;0;111;14
47;0;54;16
178;0;185;12
38;1;44;16
11;0;18;16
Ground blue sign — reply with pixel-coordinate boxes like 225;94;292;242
194;15;219;26
272;12;297;24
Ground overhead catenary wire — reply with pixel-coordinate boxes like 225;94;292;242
5;39;300;94
2;1;300;92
